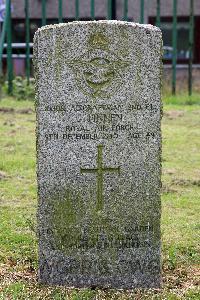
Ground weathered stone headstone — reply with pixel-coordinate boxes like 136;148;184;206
34;21;162;288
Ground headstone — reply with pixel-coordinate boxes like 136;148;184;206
34;21;162;288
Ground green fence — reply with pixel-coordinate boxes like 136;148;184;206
0;0;195;96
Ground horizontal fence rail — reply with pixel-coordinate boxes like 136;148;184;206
0;0;195;96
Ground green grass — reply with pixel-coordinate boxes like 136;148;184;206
162;93;200;106
0;95;199;299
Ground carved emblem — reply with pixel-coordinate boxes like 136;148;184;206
69;33;130;98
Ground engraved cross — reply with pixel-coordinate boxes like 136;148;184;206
80;145;120;211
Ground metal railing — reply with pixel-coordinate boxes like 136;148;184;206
0;0;195;96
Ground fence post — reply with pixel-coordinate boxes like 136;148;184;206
140;0;144;23
172;0;177;95
91;0;95;20
107;0;112;20
25;0;30;85
188;0;194;96
156;0;160;27
7;0;13;94
75;0;79;20
123;0;128;21
0;0;9;77
42;0;46;26
58;0;63;23
0;21;6;75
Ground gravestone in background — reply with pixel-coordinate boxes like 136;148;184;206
34;21;162;288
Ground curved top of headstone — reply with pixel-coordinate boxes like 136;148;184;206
34;20;161;36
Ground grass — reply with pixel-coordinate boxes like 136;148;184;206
162;93;200;106
0;94;200;299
